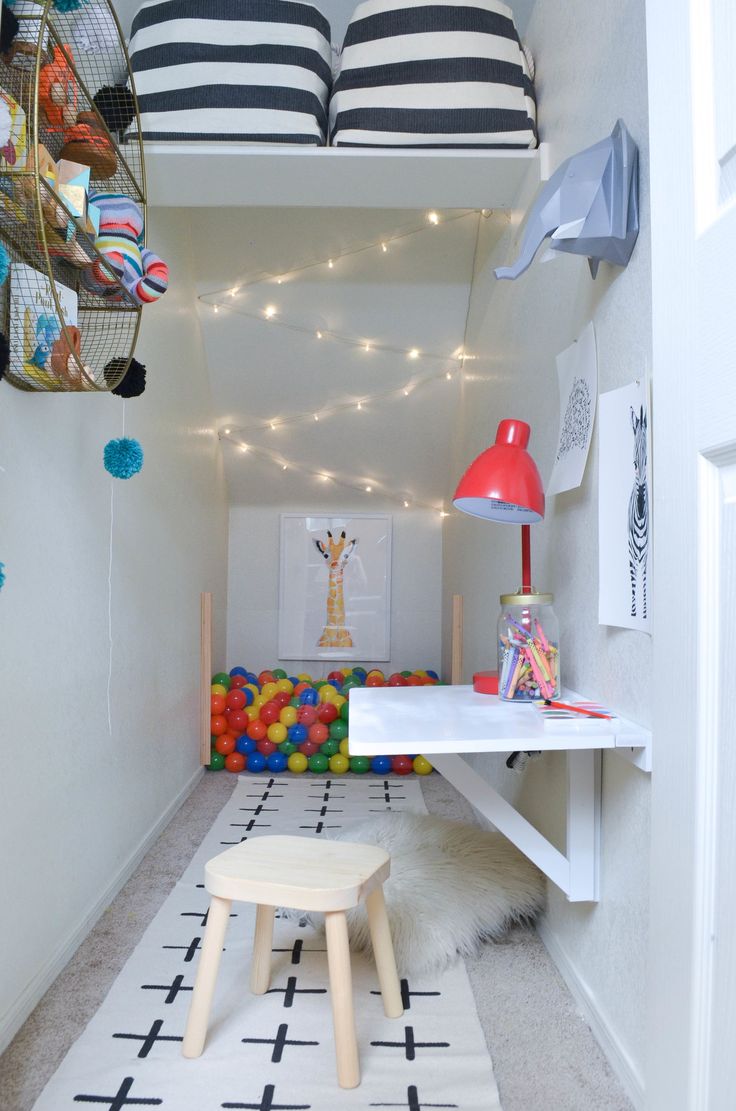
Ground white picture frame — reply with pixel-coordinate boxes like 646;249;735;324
278;513;392;661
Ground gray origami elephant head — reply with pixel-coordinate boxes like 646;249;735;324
495;119;639;281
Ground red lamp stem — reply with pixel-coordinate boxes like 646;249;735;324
521;524;531;593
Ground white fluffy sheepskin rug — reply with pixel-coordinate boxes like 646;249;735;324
294;812;546;975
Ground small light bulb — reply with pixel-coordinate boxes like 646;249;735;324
328;259;334;269
282;464;288;470
403;500;410;508
240;444;249;453
214;305;219;313
264;305;276;318
270;421;277;430
357;402;362;410
446;371;453;380
427;211;440;225
316;330;323;339
314;414;319;421
364;342;371;352
365;485;372;493
381;242;388;253
230;287;238;297
223;428;231;435
277;278;283;285
403;388;409;396
409;348;419;360
440;511;449;518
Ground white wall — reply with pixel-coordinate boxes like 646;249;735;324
442;0;652;1103
228;504;442;677
0;210;229;1050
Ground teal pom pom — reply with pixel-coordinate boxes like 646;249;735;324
52;0;87;11
0;562;5;591
0;244;9;287
104;437;143;479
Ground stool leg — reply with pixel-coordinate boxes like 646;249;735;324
250;904;275;994
182;895;231;1058
365;886;403;1019
325;910;360;1089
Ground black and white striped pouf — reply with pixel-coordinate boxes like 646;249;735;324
330;0;537;147
129;0;333;145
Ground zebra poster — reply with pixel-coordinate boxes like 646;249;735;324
598;380;651;632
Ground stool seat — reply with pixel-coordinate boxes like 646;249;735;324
205;835;390;912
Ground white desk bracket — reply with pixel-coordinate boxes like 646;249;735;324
430;751;601;903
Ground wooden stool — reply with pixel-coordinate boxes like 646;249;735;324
181;834;403;1088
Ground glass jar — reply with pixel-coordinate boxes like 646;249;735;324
497;592;559;702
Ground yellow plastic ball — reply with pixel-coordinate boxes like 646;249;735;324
253;695;266;710
245;683;260;700
276;678;294;695
339;738;351;758
246;705;260;722
333;694;347;711
279;706;297;727
415;669;428;678
368;669;384;680
297;672;312;683
261;681;278;701
329;753;350;775
211;683;227;697
288;752;308;774
319;684;337;703
267;722;287;745
413;755;434;775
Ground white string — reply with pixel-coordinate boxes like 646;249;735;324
106;401;125;737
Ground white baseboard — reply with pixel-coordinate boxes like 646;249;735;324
536;918;645;1110
0;766;204;1055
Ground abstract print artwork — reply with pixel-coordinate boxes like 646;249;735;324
547;321;598;496
598;379;651;632
279;514;392;660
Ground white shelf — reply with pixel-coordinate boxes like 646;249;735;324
142;143;544;209
349;684;651;903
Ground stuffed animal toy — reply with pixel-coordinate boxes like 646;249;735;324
81;192;168;305
38;44;78;132
60;111;117;178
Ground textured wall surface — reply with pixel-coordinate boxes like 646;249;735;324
442;0;652;1098
0;211;229;1049
227;503;442;677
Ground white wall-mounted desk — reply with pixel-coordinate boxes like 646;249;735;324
349;685;651;903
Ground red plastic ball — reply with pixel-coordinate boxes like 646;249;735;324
392;755;414;774
256;739;277;756
224;752;246;773
229;674;247;689
388;674;408;687
246;719;267;741
297;705;318;726
309;722;329;745
273;692;291;707
258;671;275;687
215;734;236;756
317;702;339;724
226;709;248;733
260;702;281;725
211;694;226;715
210;714;228;736
299;741;318;757
226;689;247;711
327;670;344;682
366;674;384;687
406;675;422;686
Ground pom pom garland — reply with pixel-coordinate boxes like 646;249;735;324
52;0;88;12
0;243;9;286
0;330;9;381
104;356;146;398
92;84;136;134
104;437;144;479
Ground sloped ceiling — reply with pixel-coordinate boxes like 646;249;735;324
188;207;505;509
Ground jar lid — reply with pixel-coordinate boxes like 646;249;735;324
500;591;554;605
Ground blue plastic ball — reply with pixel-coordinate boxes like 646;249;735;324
288;723;307;744
288;676;300;686
328;679;342;691
371;756;392;774
247;752;267;773
299;688;319;706
426;669;439;680
236;735;256;755
267;752;288;773
103;437;143;479
242;687;254;706
245;671;259;685
352;667;367;681
230;667;248;678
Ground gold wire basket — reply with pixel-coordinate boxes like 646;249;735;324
0;0;146;391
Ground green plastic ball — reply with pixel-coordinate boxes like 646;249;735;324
290;696;301;707
329;720;348;741
340;701;350;722
308;753;329;774
212;672;231;689
272;668;287;680
314;679;326;689
321;739;339;758
279;741;297;756
208;751;225;771
349;755;370;774
401;670;412;678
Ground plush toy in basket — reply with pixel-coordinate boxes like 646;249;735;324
81;192;169;305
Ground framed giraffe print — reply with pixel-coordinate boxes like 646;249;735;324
278;513;392;660
598;378;651;633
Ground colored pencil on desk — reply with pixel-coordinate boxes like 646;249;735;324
543;700;612;719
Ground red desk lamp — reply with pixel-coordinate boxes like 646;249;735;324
453;418;545;593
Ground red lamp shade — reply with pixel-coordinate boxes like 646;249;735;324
452;419;545;523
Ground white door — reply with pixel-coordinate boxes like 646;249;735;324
646;1;736;1108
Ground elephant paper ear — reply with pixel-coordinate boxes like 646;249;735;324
495;119;640;281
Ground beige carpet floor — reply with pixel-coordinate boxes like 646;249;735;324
0;771;633;1111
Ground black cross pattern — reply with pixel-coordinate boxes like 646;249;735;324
272;938;326;965
220;837;250;845
304;805;343;816
113;1018;182;1058
181;907;238;928
140;974;192;1004
371;979;442;1011
266;975;327;1008
371;1025;450;1060
163;936;205;963
222;1083;310;1110
369;779;407;803
370;1087;458;1110
298;821;342;834
306;791;346;804
73;1075;162;1108
249;778;285;792
241;1021;319;1062
230;819;272;832
238;804;279;816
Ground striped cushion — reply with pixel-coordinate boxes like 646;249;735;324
129;0;332;145
330;0;537;147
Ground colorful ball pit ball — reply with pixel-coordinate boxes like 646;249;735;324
413;755;434;775
247;752;267;773
370;755;392;774
226;689;247;711
236;735;256;755
288;752;308;773
229;674;247;690
225;752;246;773
211;683;227;698
392;755;414;775
230;666;248;678
350;756;371;774
288;723;307;744
329;720;348;742
308;753;329;774
208;750;225;771
299;688;319;706
210;715;228;736
212;672;231;689
211;694;226;715
329;753;350;774
267;751;288;773
214;734;236;756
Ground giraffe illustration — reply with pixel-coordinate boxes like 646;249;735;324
315;530;357;648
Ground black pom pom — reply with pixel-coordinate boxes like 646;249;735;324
92;85;136;133
105;356;146;398
0;330;9;381
1;5;20;55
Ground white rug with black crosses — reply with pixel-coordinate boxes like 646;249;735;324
32;776;502;1111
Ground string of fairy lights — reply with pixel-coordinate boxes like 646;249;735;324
202;209;486;515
